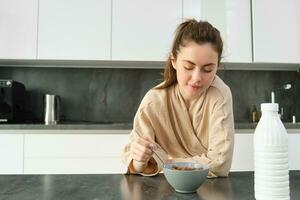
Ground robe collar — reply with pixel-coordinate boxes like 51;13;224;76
169;83;208;155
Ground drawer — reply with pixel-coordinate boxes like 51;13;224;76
0;134;23;174
24;134;130;158
24;157;127;174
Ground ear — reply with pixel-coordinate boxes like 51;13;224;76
170;54;177;70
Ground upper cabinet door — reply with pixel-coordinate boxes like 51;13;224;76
183;0;252;63
224;0;252;63
112;0;182;61
0;0;38;59
252;0;300;63
38;0;111;60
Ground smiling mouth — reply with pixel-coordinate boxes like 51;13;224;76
190;85;201;89
188;85;201;92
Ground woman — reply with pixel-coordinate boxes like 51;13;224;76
121;19;234;178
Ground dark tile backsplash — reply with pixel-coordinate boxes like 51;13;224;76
218;70;300;123
0;66;299;123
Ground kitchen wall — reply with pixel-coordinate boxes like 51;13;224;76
0;66;299;123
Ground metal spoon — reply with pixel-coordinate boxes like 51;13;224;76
134;129;165;166
149;144;165;166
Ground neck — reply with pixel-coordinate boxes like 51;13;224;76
179;89;200;110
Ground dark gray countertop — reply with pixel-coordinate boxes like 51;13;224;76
0;122;133;130
0;171;299;200
0;122;300;130
235;122;300;129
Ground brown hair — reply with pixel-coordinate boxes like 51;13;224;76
156;19;223;89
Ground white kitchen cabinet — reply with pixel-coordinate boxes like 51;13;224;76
0;134;23;174
24;131;130;174
231;132;300;171
25;157;126;174
183;0;252;63
0;0;38;59
252;0;300;63
1;129;299;174
231;133;254;171
287;134;300;170
112;0;182;61
38;0;111;60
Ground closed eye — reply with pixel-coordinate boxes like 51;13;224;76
183;66;194;70
202;64;216;72
202;68;213;73
182;60;195;70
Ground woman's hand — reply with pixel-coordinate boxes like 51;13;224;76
130;136;156;163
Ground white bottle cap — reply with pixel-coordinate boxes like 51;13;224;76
293;115;296;123
261;103;279;112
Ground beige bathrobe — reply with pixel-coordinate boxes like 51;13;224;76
121;75;234;178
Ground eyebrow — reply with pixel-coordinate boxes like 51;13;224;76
183;60;216;67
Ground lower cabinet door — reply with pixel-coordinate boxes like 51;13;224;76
231;133;300;171
288;134;300;170
0;134;23;174
24;132;130;174
24;157;127;174
231;133;254;171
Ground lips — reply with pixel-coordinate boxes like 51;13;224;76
190;84;201;89
188;84;201;92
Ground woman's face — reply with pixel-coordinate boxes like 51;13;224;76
171;41;218;103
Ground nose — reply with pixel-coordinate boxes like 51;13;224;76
191;68;202;82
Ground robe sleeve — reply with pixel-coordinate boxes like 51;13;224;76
172;91;234;178
121;105;169;176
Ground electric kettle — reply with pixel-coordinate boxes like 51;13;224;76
44;94;61;125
